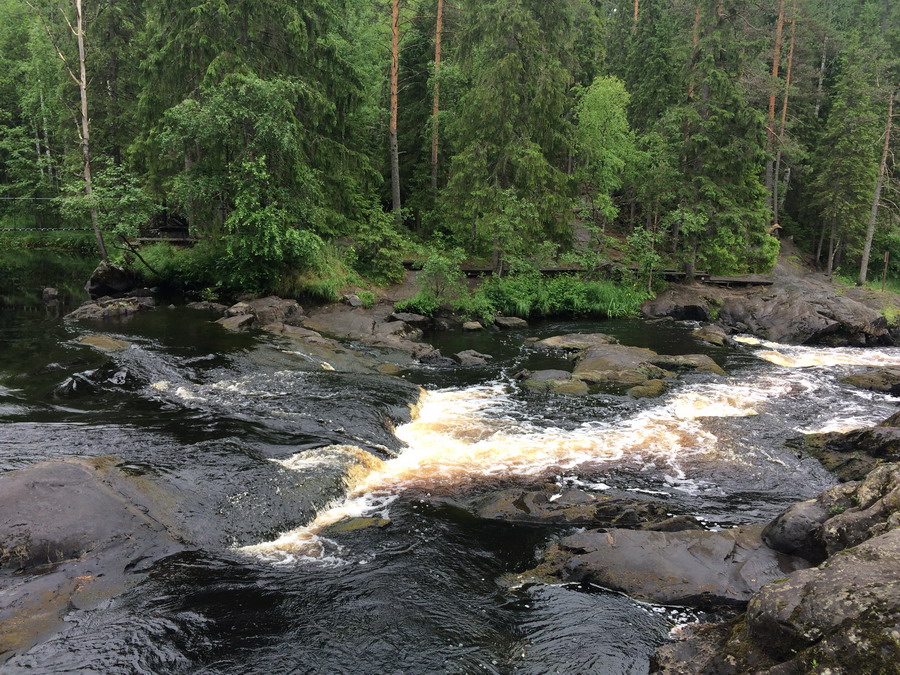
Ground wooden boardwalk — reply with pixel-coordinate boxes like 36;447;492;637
404;260;773;286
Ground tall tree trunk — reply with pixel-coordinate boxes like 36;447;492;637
430;0;443;190
389;0;402;227
815;221;826;267
633;0;639;24
687;4;701;101
814;38;828;119
858;91;894;285
39;85;55;188
765;0;786;216
76;0;107;262
773;3;796;227
826;220;837;276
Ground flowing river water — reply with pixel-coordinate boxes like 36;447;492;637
2;304;900;673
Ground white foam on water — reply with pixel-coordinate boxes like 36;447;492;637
735;336;900;369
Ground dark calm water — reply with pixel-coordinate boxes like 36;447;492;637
2;300;899;674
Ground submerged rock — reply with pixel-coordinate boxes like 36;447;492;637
464;485;683;529
75;334;131;352
462;321;483;331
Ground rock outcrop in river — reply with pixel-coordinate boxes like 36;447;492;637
641;253;890;346
519;332;725;397
652;449;900;673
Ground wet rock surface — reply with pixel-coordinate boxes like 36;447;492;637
544;525;808;608
840;366;900;394
66;295;155;321
0;458;185;660
301;303;434;358
573;344;670;387
787;410;900;481
461;485;682;529
652;461;900;674
519;369;590;396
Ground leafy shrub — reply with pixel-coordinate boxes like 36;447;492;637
477;273;649;319
357;290;377;308
395;291;440;316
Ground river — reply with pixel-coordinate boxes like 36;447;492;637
2;303;899;673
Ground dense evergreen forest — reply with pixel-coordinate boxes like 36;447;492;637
0;0;897;309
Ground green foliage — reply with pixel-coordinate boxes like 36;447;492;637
349;201;408;285
394;247;466;317
274;243;360;303
394;292;440;318
59;163;159;238
128;241;221;290
574;76;636;223
625;227;662;292
416;247;467;301
220;157;323;292
357;290;376;308
477;273;650;319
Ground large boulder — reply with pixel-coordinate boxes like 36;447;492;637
652;462;900;675
301;304;435;358
740;528;900;673
546;525;808;608
84;262;135;299
764;463;900;564
225;296;304;326
531;333;618;351
642;269;890;346
572;344;669;387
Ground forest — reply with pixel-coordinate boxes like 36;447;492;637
0;0;897;313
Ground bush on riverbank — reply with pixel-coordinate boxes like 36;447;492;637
397;270;651;323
